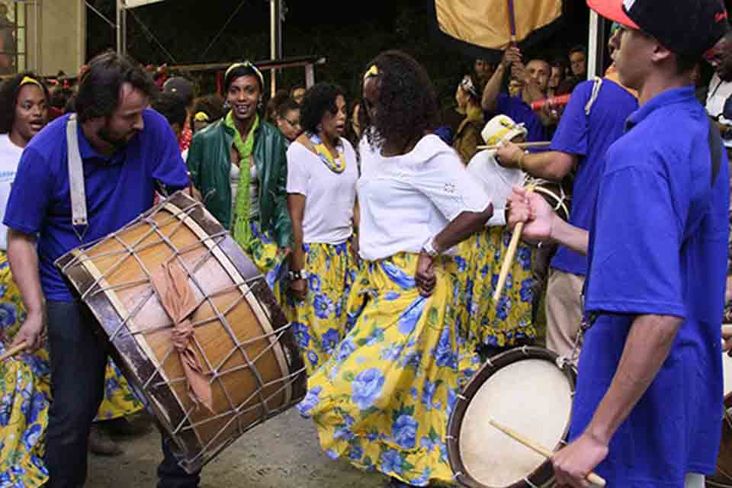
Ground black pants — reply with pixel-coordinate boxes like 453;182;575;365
45;300;200;487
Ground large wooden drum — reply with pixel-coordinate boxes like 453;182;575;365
447;347;576;488
56;192;306;473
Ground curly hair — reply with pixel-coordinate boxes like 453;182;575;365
362;50;439;151
300;82;344;134
0;72;49;134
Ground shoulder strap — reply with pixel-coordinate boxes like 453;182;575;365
708;116;723;186
584;77;604;116
66;114;88;239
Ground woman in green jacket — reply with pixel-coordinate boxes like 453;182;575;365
187;62;292;299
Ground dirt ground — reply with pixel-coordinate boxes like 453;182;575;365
88;409;385;488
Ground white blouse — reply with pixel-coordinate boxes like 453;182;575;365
466;149;525;226
357;134;491;261
286;138;359;244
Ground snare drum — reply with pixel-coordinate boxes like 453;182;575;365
528;177;571;222
56;192;306;473
447;347;576;488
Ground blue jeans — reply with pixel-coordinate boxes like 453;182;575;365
45;300;200;487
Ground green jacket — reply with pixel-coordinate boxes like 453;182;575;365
186;118;292;248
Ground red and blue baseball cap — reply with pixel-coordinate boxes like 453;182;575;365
587;0;729;57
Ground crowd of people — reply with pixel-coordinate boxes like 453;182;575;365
0;0;730;487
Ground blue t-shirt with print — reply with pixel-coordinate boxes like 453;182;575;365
571;87;728;486
549;79;638;276
4;110;190;302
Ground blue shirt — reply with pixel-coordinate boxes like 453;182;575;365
550;79;638;276
4;110;190;302
491;93;545;142
571;87;728;486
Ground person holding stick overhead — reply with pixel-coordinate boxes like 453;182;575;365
507;0;729;485
496;26;638;360
299;51;492;487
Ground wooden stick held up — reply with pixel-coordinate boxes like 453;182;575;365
477;141;551;151
488;418;607;487
0;341;28;362
493;185;535;302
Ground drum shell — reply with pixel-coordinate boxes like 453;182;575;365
56;192;306;473
447;347;576;488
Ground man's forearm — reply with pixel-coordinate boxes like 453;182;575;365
583;314;682;445
482;64;506;112
7;231;44;315
522;151;575;181
550;217;589;255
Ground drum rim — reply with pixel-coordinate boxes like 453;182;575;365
446;346;576;488
55;191;307;473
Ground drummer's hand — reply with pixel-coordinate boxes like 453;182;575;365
496;141;522;168
552;432;609;488
289;278;308;302
11;310;44;351
507;187;554;243
415;252;436;297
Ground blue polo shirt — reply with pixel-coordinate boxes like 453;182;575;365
4;110;189;302
549;79;638;276
571;87;728;486
491;93;545;142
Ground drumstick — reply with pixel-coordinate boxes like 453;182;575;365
492;185;534;302
488;418;607;487
0;341;28;362
477;141;551;151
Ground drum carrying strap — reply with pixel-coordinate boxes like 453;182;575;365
66;114;88;241
708;116;723;186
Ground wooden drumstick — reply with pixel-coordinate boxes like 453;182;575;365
0;341;28;362
488;418;607;487
493;185;535;302
477;141;551;151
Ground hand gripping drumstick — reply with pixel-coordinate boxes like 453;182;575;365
488;418;607;487
492;185;535;302
0;341;28;362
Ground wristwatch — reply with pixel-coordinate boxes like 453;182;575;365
288;269;308;281
421;238;440;258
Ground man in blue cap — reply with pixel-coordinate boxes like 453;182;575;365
508;0;729;486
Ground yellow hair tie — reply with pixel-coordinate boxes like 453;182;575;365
224;61;264;88
19;76;43;89
193;111;210;123
363;65;380;80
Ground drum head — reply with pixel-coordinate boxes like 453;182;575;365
448;347;575;488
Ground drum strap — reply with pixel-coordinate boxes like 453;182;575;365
66;114;89;241
708;116;723;186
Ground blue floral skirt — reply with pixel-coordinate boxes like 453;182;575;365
289;241;359;375
300;253;479;486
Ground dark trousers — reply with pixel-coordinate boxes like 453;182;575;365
45;300;200;487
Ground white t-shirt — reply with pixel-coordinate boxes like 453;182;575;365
0;135;24;251
357;134;491;261
286;138;358;244
466;149;525;226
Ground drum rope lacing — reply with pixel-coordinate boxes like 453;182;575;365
58;194;307;468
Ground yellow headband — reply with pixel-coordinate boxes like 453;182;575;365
19;76;43;90
224;61;264;89
363;65;379;80
193;111;210;123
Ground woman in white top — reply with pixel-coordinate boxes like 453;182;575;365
287;83;359;374
299;51;492;487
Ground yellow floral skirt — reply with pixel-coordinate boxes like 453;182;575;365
95;361;144;421
0;254;50;488
455;227;536;349
300;253;479;486
290;241;359;375
239;220;290;313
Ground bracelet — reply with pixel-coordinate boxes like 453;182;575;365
288;269;308;281
421;237;441;258
516;150;526;171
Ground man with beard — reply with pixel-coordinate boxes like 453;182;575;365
3;52;197;487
